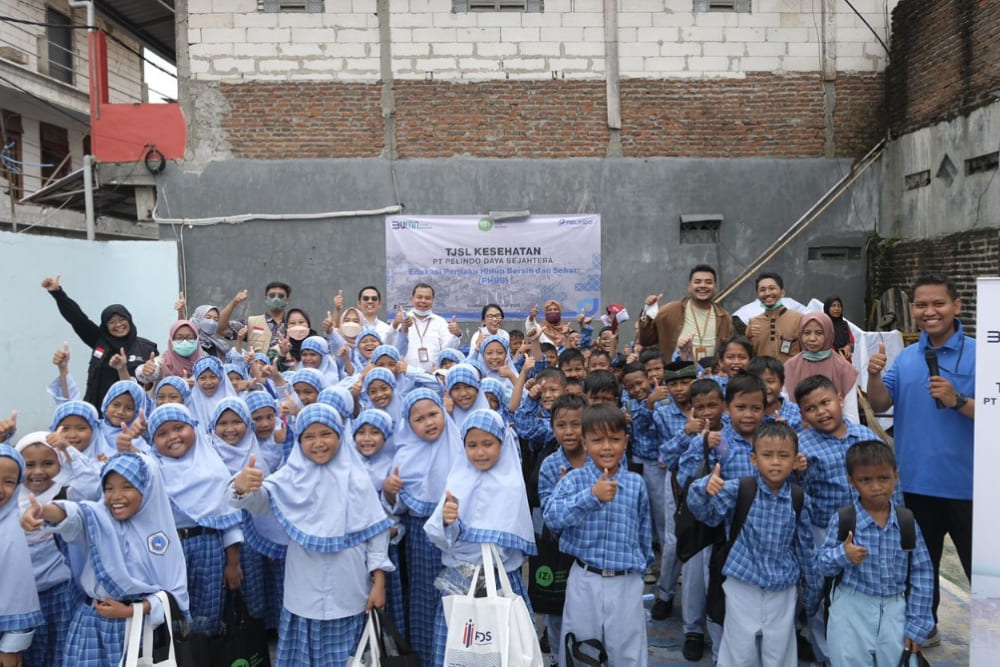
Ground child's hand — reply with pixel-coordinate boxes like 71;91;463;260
350;380;363;398
706;430;723;450
867;342;887;376
395;360;408;375
843;530;867;565
592;468;618;502
237;326;248;341
443;490;459;525
94;598;134;620
140;352;157;378
45;427;67;452
223;558;243;590
52;342;70;370
443;394;455;414
108;347;127;371
234;455;263;495
559;465;568;479
623;406;632;425
366;573;386;612
793;452;808;472
273;420;287;444
21;493;44;532
646;384;669;408
521;354;536;376
706;463;724;496
182;369;195;388
383;467;403;504
904;638;922;654
280;398;300;417
527;378;543;401
684;416;706;435
498;365;517;380
0;410;17;442
322;311;335;334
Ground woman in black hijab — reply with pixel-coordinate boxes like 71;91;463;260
823;295;854;360
41;275;158;414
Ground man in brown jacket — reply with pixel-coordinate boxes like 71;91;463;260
637;265;734;362
746;272;802;363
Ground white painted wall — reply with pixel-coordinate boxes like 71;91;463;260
187;0;897;82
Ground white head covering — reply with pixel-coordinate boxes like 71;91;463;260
0;444;45;629
15;432;70;545
361;368;402;424
97;381;151;459
262;404;391;552
148;404;242;530
73;452;189;614
430;411;535;553
189;357;239;433
352;409;395;490
210;397;264;476
390;389;463;517
445;363;492;430
49;401;101;460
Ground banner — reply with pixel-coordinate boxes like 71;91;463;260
385;214;601;319
973;277;1000;663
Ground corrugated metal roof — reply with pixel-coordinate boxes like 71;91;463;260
96;0;175;62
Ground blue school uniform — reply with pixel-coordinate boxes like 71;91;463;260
189;357;240;433
389;389;463;661
149;405;242;635
677;423;755;485
765;397;803;431
96;381;152;458
0;445;45;660
513;395;553;450
49;453;189;667
231;404;394;667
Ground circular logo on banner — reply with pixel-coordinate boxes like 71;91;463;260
478;217;493;232
535;565;554;587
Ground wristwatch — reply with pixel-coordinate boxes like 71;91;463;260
952;393;969;410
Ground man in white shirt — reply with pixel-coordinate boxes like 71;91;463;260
399;282;461;371
355;285;395;344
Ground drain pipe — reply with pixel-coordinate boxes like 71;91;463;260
604;0;622;156
67;0;96;239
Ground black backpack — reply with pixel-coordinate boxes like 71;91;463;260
822;504;916;613
706;476;805;625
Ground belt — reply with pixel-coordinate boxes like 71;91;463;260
177;526;219;540
575;558;629;577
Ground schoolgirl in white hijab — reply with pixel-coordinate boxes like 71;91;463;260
444;363;492;430
360;367;403;424
188;356;239;433
148;404;243;635
386;388;463;661
244;390;287;473
15;432;97;667
24;451;189;667
299;335;343;387
0;444;44;663
424;409;538;664
97;380;151;459
229;403;394;667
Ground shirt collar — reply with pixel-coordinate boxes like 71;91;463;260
853;498;900;531
917;319;964;352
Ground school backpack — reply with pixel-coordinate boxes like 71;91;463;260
674;432;725;563
705;476;805;625
822;503;916;614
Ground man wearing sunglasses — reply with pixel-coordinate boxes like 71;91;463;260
356;285;395;344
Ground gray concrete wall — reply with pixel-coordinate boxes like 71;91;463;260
155;157;878;332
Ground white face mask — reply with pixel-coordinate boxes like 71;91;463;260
411;308;431;318
340;322;363;339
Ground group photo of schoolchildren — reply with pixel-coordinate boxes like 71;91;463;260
0;266;974;667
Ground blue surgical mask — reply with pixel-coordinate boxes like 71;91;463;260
198;319;219;336
173;340;198;357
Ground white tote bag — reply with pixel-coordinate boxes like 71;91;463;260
442;543;543;667
347;610;381;667
119;591;178;667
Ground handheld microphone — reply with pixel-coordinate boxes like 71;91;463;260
924;349;945;409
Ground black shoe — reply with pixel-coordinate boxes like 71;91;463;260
539;627;550;653
650;597;673;620
796;633;816;662
683;633;705;661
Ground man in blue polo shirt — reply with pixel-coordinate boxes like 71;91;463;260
866;274;974;645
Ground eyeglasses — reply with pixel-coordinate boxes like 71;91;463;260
485;313;503;320
172;336;196;342
360;295;379;302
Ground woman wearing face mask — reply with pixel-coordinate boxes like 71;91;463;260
136;320;206;385
281;308;318;363
526;299;566;347
41;275;159;415
189;304;234;359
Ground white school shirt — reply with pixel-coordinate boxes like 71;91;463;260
232;484;394;621
401;312;460;372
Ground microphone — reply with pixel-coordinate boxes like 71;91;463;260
924;349;945;409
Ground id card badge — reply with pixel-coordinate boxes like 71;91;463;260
779;339;792;355
418;347;430;363
694;346;707;361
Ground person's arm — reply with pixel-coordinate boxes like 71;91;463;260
42;277;101;348
795;501;822;617
218;289;249;337
507;354;536;413
542;474;601;532
685;468;734;527
865;342;893;412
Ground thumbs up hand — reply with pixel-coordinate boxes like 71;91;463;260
108;348;127;371
322;311;335;334
0;410;17;441
41;274;62;291
448;315;462;338
52;342;71;369
141;352;157;379
443;490;459;525
382;466;403;504
173;292;186;316
706;463;725;496
592;468;619;502
844;530;867;565
22;493;45;532
334;289;344;310
234;455;264;495
868;343;887;376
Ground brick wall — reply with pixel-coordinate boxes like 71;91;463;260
219;73;883;159
886;0;1000;136
871;229;1000;334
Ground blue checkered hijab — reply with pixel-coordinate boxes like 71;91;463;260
97;381;152;458
371;345;400;365
0;444;44;628
223;363;249;382
301;336;342;386
262;404;390;552
438;348;466;366
245;390;278;415
49;401;101;458
446;363;491;430
211;397;265;475
353;408;395;489
291;368;325;393
317;386;354;422
147;404;241;531
189;356;239;432
155;376;191;405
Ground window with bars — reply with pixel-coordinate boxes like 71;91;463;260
39;122;70;185
46;9;74;85
453;0;543;12
693;0;750;11
259;0;324;12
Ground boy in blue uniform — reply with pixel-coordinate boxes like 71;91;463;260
818;440;934;666
794;373;884;662
544;403;653;667
746;356;802;431
688;422;821;667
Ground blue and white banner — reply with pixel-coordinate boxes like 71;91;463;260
385;214;601;320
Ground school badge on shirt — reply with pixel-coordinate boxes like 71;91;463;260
147;531;170;555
